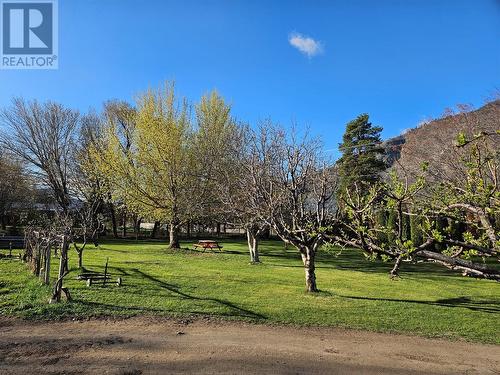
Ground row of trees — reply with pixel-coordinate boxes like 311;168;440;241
0;82;498;292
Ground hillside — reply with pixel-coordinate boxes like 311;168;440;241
385;100;500;179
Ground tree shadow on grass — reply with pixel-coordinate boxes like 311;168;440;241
260;247;458;277
72;299;267;320
264;252;459;278
88;246;130;254
71;300;166;314
121;260;165;265
339;295;500;314
260;244;479;279
107;266;132;276
332;262;457;277
267;263;337;270
128;268;266;320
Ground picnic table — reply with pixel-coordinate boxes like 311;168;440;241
193;240;223;252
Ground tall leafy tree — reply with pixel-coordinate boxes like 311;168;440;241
337;114;386;192
95;83;195;248
194;91;238;225
94;83;235;248
101;100;137;238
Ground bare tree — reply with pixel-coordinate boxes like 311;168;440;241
254;124;337;292
71;113;106;268
0;98;79;213
214;124;272;263
24;215;72;303
71;198;104;269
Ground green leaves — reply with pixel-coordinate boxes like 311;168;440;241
337;113;386;192
456;132;467;147
95;81;236;224
431;229;444;242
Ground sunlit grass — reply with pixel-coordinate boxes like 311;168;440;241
0;238;499;344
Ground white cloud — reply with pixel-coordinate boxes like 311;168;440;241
288;32;323;58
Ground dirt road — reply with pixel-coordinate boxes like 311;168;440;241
0;317;498;374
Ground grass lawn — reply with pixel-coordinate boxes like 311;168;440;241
0;238;499;344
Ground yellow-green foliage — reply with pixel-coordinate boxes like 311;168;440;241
92;82;235;225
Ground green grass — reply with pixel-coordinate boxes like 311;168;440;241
0;238;499;344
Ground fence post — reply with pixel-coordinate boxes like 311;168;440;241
52;235;68;303
43;244;51;285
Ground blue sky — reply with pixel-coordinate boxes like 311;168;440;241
1;0;499;158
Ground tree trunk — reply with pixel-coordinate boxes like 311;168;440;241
51;235;69;303
169;222;180;249
122;213;127;238
77;249;83;269
390;255;403;279
43;244;51;285
300;248;318;292
151;221;160;239
109;202;118;238
134;216;142;240
397;202;403;242
186;220;191;238
74;240;86;270
216;223;221;237
246;228;260;263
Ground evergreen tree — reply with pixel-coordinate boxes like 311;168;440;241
337;114;386;192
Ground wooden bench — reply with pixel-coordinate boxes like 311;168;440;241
193;240;223;252
76;258;122;287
